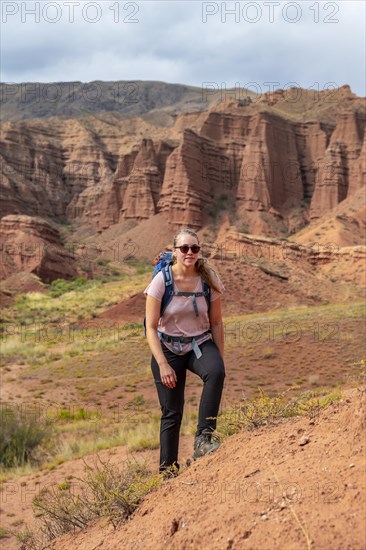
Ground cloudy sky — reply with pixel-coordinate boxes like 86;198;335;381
1;0;365;95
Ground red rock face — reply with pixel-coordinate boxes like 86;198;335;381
0;86;365;234
0;215;78;283
310;111;365;219
157;128;230;228
120;139;163;222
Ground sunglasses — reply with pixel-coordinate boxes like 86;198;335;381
175;244;201;254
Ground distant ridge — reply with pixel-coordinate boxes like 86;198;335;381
0;80;257;121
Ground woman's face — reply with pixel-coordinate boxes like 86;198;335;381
173;233;200;266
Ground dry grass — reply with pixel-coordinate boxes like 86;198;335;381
217;386;344;436
17;454;162;549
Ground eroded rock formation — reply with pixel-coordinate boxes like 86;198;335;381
0;85;365;235
0;215;78;283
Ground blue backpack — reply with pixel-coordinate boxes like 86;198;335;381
143;250;211;336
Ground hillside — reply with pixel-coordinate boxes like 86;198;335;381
42;386;365;550
0;81;227;121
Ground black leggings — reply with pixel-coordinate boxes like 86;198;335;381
150;339;226;473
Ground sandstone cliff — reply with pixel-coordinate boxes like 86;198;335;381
0;215;78;283
0;83;365;246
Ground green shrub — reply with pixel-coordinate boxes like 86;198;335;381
57;408;94;422
0;405;53;468
20;455;161;547
48;277;90;298
131;394;145;406
0;527;10;539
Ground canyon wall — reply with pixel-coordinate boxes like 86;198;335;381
1;86;365;235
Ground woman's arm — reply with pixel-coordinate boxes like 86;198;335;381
145;294;169;367
209;297;224;360
145;294;177;387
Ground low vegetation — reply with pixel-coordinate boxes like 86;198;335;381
0;263;151;329
14;380;356;549
17;455;161;549
0;405;54;468
1;270;364;547
217;386;343;437
0;406;198;479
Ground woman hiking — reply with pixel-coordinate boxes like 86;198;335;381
144;227;226;478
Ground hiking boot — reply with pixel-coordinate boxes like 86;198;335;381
193;430;221;460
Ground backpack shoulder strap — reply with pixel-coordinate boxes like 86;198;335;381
202;279;211;313
160;263;174;316
143;261;173;337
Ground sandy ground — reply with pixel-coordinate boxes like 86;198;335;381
44;386;366;550
1;212;365;549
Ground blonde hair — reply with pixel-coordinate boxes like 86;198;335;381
172;227;222;293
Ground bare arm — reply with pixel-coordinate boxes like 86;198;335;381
145;294;167;367
145;294;177;387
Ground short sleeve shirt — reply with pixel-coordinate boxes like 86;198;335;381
144;270;225;354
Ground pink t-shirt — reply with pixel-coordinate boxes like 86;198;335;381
144;269;225;355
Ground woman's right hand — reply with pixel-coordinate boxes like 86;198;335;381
159;361;177;388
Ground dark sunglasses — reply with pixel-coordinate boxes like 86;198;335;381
175;244;201;254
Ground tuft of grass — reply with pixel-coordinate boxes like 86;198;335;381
131;394;145;406
0;527;10;539
217;386;343;436
0;404;54;468
359;358;366;378
19;454;161;548
56;408;99;422
48;277;91;298
262;348;275;359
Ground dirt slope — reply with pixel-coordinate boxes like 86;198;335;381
292;185;366;248
48;387;366;550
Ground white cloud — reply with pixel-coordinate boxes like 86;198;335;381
1;0;365;95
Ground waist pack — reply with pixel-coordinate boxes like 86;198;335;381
158;329;212;359
143;251;211;357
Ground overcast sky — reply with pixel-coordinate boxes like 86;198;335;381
1;0;365;96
